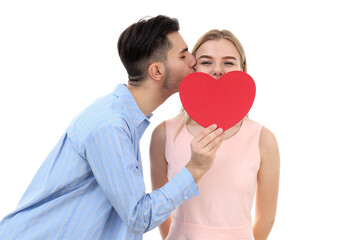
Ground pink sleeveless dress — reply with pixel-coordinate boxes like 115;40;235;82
164;116;263;240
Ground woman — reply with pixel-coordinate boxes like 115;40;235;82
150;29;280;240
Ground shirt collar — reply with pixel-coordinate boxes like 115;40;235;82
112;84;153;127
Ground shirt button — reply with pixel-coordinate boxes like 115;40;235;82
184;196;188;200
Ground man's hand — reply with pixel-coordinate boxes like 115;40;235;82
186;124;223;183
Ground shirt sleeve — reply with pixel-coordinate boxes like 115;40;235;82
85;121;199;234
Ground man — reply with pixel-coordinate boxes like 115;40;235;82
0;15;223;239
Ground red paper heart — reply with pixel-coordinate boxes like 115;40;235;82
179;71;256;131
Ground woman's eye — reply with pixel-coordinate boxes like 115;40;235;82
200;61;211;65
225;62;235;65
181;56;186;59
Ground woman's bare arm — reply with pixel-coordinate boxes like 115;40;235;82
253;127;280;240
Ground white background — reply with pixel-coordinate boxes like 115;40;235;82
1;1;359;239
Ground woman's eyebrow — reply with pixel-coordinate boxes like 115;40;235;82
222;56;237;60
198;55;214;59
198;55;237;60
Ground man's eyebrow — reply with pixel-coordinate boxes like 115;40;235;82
180;48;188;54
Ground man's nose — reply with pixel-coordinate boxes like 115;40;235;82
189;55;196;67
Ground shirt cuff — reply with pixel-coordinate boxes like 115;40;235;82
160;167;199;209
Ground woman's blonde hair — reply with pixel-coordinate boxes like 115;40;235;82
176;29;248;138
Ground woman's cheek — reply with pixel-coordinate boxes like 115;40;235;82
196;66;210;74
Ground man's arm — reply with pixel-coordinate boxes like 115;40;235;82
150;121;172;239
85;120;197;234
85;120;223;234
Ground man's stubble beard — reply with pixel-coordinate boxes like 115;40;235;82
161;63;180;98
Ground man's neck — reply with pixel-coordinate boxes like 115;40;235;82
127;83;173;117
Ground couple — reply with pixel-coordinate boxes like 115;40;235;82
0;15;279;240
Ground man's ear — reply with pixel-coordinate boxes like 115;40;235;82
148;62;165;81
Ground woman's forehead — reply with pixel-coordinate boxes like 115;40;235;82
196;39;240;59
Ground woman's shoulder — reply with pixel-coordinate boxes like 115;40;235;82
245;118;279;162
258;125;279;159
163;115;184;130
152;115;183;138
244;118;277;148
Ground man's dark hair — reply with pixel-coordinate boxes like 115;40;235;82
117;15;180;85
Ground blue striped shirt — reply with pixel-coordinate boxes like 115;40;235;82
0;84;199;240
